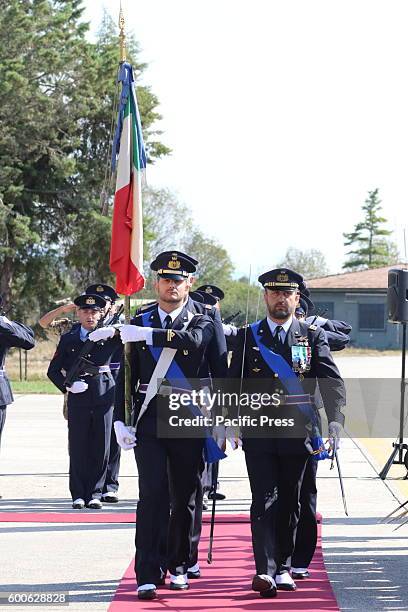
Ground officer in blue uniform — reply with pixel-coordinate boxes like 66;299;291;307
0;302;35;497
229;268;346;598
131;257;229;583
113;251;219;600
85;284;123;503
47;293;121;509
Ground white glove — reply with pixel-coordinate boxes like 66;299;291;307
226;425;242;450
120;325;152;344
66;381;88;394
212;424;226;450
114;421;136;450
328;421;342;451
88;326;116;342
222;323;238;337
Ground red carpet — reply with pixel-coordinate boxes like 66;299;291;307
0;512;251;524
109;520;338;612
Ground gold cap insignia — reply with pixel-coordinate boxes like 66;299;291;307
168;258;181;270
85;297;95;305
96;285;104;292
205;287;212;293
277;273;289;282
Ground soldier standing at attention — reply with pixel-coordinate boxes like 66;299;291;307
47;294;121;509
85;284;123;504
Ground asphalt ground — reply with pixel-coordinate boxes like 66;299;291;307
0;354;408;611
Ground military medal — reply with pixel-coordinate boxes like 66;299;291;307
291;344;311;373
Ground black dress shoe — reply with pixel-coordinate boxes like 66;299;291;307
292;569;310;579
260;586;277;598
101;493;119;503
187;570;201;579
138;588;157;600
169;582;189;590
252;575;277;597
207;491;226;501
86;499;103;509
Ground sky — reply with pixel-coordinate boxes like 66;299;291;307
83;0;408;278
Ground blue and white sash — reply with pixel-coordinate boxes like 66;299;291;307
250;321;329;461
140;312;226;463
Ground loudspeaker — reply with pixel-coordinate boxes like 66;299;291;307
388;268;408;323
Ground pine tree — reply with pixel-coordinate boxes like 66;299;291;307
343;189;399;270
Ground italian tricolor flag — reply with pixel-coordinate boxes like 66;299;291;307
110;63;146;295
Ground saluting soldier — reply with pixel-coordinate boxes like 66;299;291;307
47;293;121;509
0;300;35;498
112;251;218;600
229;268;346;598
85;284;123;504
39;299;79;421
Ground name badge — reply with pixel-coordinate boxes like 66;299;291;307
291;345;311;373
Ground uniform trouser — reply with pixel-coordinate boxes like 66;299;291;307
68;403;113;503
134;436;204;586
189;455;206;568
0;406;6;452
292;457;318;568
102;425;121;494
244;449;309;578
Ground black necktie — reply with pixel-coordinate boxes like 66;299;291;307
274;325;283;349
163;315;172;329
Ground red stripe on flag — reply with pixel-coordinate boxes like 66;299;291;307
110;179;144;295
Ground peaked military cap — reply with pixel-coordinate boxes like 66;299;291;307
150;250;197;280
85;284;119;303
296;294;315;317
258;268;303;291
196;284;224;301
299;281;310;298
74;293;106;310
190;290;218;306
189;290;205;304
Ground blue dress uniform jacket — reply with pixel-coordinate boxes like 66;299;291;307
229;316;346;433
47;326;121;407
47;327;122;504
0;318;35;406
114;304;215;423
133;297;228;380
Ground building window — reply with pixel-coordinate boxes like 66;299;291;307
313;302;334;319
359;303;385;331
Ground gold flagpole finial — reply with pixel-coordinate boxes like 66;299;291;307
119;2;126;63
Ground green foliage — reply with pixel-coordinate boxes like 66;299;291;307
343;189;399;270
277;247;329;279
0;1;170;315
185;230;234;288
220;278;263;327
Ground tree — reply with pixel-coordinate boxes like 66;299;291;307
220;278;262;327
343;189;399;270
277;247;329;279
0;1;169;314
183;230;234;288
